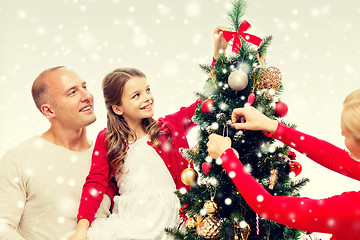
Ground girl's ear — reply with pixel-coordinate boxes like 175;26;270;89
112;105;123;115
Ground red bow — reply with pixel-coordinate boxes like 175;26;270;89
222;20;262;54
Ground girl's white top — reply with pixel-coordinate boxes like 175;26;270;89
87;135;180;240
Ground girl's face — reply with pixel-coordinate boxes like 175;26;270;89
341;120;360;161
113;77;154;124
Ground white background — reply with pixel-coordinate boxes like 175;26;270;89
1;1;360;239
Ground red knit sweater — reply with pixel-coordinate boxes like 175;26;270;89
77;99;201;224
221;123;360;240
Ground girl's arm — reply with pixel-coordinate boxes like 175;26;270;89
160;99;202;135
221;149;360;239
274;123;360;181
70;129;111;239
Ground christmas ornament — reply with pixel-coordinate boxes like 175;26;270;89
268;169;278;190
201;99;215;113
222;20;263;54
181;164;198;186
247;93;255;105
228;70;248;91
202;162;212;175
196;215;221;239
186;217;197;229
289;161;302;176
287;150;296;160
203;198;217;215
234;221;251;240
275;100;288;118
239;221;251;240
258;66;282;97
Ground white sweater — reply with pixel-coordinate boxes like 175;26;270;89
0;136;111;240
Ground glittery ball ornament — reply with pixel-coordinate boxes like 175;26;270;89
258;66;282;93
181;166;198;186
186;217;197;229
196;215;221;239
201;99;215;113
289;161;302;176
228;69;249;91
203;198;217;215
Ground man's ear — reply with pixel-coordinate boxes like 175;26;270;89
112;105;123;116
41;104;55;118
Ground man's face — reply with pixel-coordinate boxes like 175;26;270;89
45;69;96;130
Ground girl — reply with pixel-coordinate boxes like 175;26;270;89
69;26;228;240
206;89;360;240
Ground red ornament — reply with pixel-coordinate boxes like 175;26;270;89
275;101;288;118
201;99;214;113
289;161;302;176
202;162;212;175
247;93;255;105
287;150;297;160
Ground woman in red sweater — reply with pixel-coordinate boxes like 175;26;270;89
206;89;360;240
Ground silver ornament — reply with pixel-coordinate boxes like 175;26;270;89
228;70;248;91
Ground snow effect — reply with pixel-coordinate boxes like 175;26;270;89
1;2;359;239
256;195;264;202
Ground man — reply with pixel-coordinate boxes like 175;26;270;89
0;66;115;240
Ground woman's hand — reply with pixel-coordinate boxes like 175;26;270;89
213;25;228;59
231;107;278;133
207;134;232;159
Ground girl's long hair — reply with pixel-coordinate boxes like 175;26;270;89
102;68;166;173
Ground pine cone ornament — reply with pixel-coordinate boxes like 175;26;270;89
258;66;282;98
196;215;221;239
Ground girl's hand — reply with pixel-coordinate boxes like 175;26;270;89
213;25;228;59
231;107;278;133
67;230;87;240
67;219;89;240
207;134;232;159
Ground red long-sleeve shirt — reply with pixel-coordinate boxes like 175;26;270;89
221;123;360;240
77;100;201;224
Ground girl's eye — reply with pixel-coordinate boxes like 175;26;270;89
132;93;140;99
146;88;151;93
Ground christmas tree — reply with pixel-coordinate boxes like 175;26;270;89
167;0;310;239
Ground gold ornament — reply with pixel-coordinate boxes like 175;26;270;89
203;198;217;215
186;217;197;229
181;165;198;186
209;69;217;88
258;66;282;98
234;221;251;240
186;215;203;229
196;215;221;239
268;169;278;190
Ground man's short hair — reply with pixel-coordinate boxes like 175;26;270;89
31;66;65;113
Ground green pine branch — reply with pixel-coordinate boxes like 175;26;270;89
258;35;273;57
227;0;246;31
